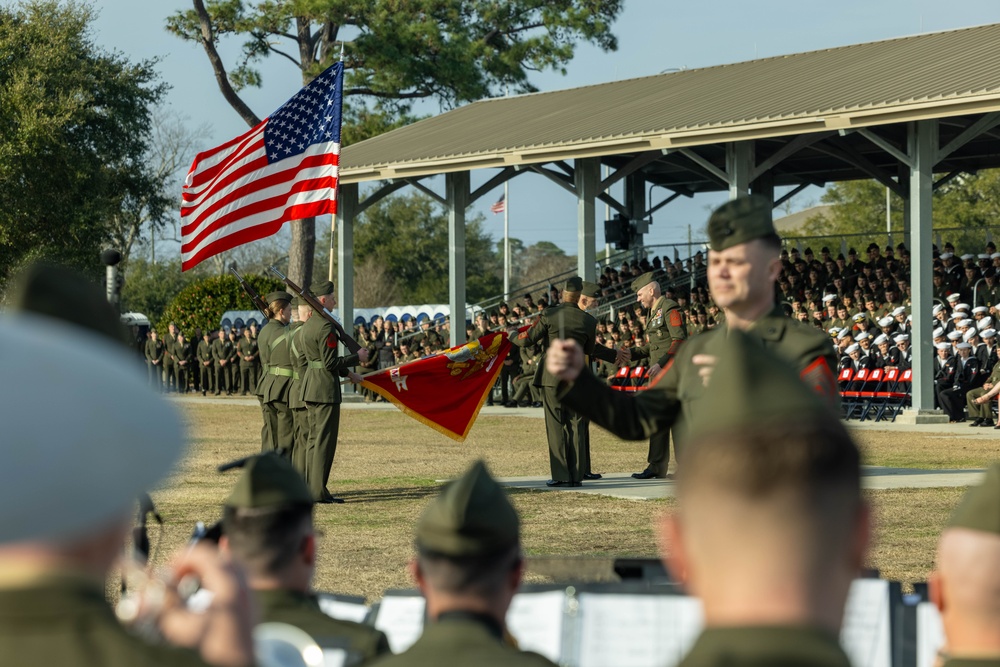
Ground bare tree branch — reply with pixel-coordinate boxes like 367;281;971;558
191;0;261;127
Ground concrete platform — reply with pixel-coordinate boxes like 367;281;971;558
494;466;988;501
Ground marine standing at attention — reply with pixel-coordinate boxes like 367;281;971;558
510;277;597;488
545;196;838;452
627;272;687;480
300;281;367;504
256;291;295;457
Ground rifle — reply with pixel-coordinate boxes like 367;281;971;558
229;266;269;319
268;266;363;354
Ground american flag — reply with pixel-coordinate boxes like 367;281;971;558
180;62;344;271
490;193;506;214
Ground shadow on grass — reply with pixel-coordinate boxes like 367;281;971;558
335;485;442;504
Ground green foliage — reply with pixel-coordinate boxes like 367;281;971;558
120;258;198;326
0;0;167;283
350;194;502;303
796;171;1000;252
157;273;284;336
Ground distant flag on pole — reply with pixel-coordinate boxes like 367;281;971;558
179;62;344;271
490;193;506;214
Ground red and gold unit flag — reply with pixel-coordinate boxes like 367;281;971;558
361;331;510;441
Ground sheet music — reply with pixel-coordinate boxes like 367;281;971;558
840;579;892;667
576;593;703;667
507;590;567;662
373;595;426;654
916;603;944;667
322;648;347;667
317;595;370;624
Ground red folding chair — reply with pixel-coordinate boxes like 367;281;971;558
857;367;885;421
841;368;868;420
609;365;631;391
875;369;911;422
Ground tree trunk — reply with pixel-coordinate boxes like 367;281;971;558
288;217;315;288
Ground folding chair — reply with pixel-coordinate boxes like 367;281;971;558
875;369;911;422
857;368;885;421
609;365;631;392
841;368;869;420
868;368;900;422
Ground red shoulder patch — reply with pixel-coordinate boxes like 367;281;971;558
800;357;837;404
669;310;683;327
326;332;339;349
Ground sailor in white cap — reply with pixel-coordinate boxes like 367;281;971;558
973;306;989;316
842;343;870;374
960;253;975;263
873;334;891;368
979;328;999;372
0;270;255;666
933;326;947;343
947;293;961;304
889;334;911;371
938;341;981;423
979;316;994;331
955;303;971;313
856;330;873;356
876;315;895;337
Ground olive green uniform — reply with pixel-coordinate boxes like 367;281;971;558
678;627;851;667
0;574;210;666
196;337;214;394
237;335;259;395
211;336;234;395
172;339;193;392
561;306;838;452
288;320;311;477
511;301;597;484
144;337;165;390
257;319;294;457
629;294;687;477
300;311;360;501
966;362;1000;423
164;332;177;391
369;613;554;667
254;589;390;665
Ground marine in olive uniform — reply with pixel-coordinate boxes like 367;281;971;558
510;277;598;487
300;281;367;503
546;196;838;452
221;454;391;665
256;291;295;457
627;272;687;479
197;331;214;395
145;329;165;391
368;461;556;667
288;297;312;477
928;463;1000;667
662;330;866;667
211;329;234;395
0;264;254;667
238;326;259;395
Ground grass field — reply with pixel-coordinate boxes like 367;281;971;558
148;401;995;602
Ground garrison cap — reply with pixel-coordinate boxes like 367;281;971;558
947;463;1000;534
266;291;293;304
416;460;519;557
5;262;126;345
564;276;583;292
581;281;602;298
290;296;304;307
684;329;838;442
706;195;777;252
310;280;334;297
0;313;184;544
631;272;656;292
225;453;313;510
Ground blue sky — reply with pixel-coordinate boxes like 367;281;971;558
89;0;1000;258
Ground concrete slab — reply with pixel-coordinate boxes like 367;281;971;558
493;466;987;501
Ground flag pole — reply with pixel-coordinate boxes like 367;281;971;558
328;43;346;282
503;180;510;301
